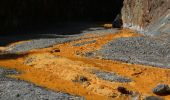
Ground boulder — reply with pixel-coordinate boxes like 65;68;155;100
112;14;123;28
153;84;170;95
117;86;133;95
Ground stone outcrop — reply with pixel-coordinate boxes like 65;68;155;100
122;0;170;35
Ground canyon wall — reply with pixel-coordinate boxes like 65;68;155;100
122;0;170;35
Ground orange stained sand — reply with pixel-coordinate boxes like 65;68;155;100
54;29;142;57
0;29;170;100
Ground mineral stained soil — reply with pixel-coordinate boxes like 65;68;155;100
0;29;170;100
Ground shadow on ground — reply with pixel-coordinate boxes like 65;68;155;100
0;22;106;46
0;53;27;60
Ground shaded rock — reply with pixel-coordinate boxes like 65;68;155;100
117;86;133;95
112;14;123;28
153;84;170;95
144;96;164;100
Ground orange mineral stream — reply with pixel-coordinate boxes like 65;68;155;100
0;29;170;100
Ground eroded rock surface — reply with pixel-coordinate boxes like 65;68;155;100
122;0;170;35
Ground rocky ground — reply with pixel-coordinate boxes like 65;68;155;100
97;34;170;68
2;28;118;53
0;27;170;100
0;67;84;100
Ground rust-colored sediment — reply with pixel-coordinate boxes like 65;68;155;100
0;29;170;100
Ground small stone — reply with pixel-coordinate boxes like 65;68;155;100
73;75;88;83
79;76;88;82
144;96;164;100
117;86;133;95
153;84;170;95
85;52;94;57
51;48;60;53
16;94;20;97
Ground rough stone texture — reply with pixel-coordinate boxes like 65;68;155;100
122;0;170;35
0;67;84;100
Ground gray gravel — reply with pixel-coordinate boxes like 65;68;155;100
82;28;119;35
5;28;118;53
98;36;170;68
93;70;132;83
7;38;75;53
0;68;19;75
0;67;84;100
143;96;164;100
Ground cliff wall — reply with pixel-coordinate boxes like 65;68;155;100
122;0;170;35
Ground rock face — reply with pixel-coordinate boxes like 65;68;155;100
122;0;170;35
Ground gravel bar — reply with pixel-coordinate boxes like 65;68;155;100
98;36;170;68
93;70;132;83
6;28;118;53
0;67;84;100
